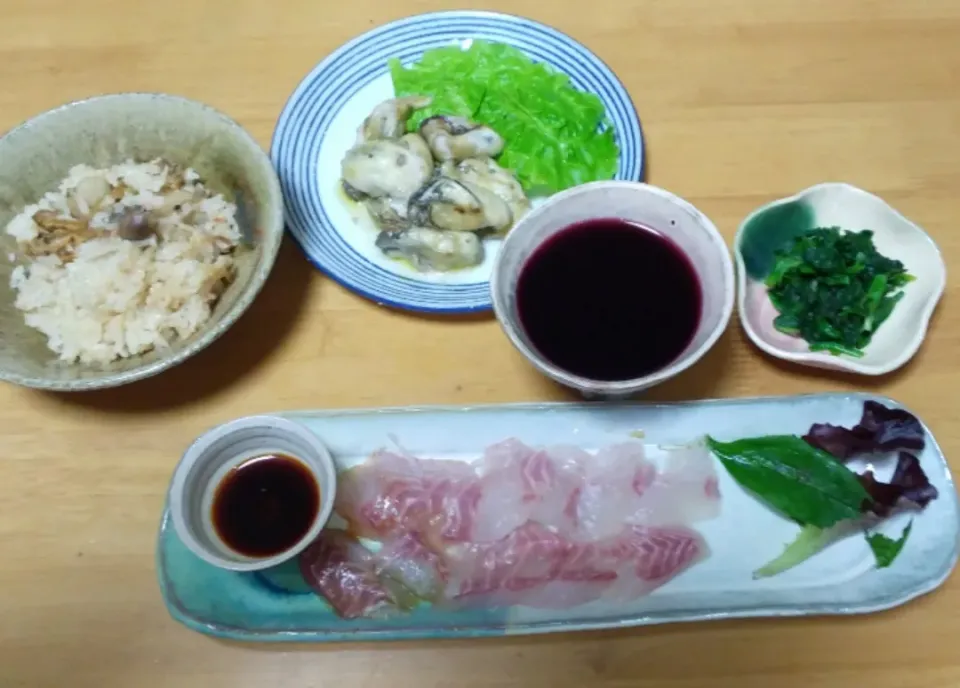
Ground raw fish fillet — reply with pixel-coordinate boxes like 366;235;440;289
629;440;722;527
472;440;584;541
443;521;707;609
335;450;482;545
571;440;720;539
299;530;411;619
590;524;709;602
373;531;446;600
331;438;720;615
444;522;572;607
571;441;657;540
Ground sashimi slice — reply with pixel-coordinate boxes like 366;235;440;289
571;441;657;540
441;521;708;610
443;522;572;608
422;473;484;546
299;530;412;619
595;524;709;602
520;524;708;607
629;440;721;527
372;531;446;601
335;449;481;545
472;439;584;541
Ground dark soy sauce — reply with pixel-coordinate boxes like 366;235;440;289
516;218;702;381
212;454;319;558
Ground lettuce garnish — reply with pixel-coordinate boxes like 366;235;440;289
388;41;620;195
705;400;937;578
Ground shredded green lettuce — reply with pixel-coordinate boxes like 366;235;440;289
388;40;620;195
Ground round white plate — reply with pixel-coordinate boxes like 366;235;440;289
271;10;645;314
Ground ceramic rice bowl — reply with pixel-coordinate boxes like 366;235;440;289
0;93;283;391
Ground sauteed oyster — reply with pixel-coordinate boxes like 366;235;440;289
419;115;504;162
408;176;512;234
338;96;532;273
356;96;433;143
375;226;483;272
340;140;432;200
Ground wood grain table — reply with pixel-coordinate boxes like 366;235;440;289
1;0;958;686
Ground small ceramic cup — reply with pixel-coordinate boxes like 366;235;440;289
168;415;337;572
491;181;735;398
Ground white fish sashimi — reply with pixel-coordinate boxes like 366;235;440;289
299;530;412;619
329;436;721;616
628;440;722;527
594;524;710;602
472;439;583;541
441;521;709;610
443;521;572;608
335;449;481;544
570;441;657;541
372;531;447;601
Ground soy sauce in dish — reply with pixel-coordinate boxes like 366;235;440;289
516;218;702;381
212;453;319;558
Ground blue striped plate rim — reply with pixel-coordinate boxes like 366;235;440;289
271;10;645;314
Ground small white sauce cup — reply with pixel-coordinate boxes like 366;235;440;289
491;180;735;399
168;415;337;572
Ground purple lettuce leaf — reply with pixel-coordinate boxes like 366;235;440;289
802;400;937;517
803;400;925;460
858;452;939;516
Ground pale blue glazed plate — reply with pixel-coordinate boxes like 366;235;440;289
157;393;959;642
270;10;644;314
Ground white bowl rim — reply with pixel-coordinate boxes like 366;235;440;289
0;92;285;392
168;414;338;572
491;180;736;395
733;181;948;376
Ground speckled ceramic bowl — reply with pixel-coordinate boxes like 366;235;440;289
491;181;735;398
0;93;284;391
735;182;946;376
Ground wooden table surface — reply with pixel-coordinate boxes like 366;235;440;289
2;0;959;686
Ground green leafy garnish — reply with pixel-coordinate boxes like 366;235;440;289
765;227;913;357
754;524;844;578
389;40;619;195
867;521;913;568
706;434;921;576
705;435;869;528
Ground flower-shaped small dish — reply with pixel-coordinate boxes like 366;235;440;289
735;182;946;376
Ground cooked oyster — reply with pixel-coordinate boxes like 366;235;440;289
362;197;410;232
357;95;432;143
342;180;367;201
397;132;433;170
408;176;512;233
341;140;433;200
449;158;531;229
375;226;484;272
419;115;504;162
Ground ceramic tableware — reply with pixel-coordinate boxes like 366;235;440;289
491;181;735;398
156;393;959;642
168;415;338;572
735;182;946;375
0;93;284;391
271;10;644;314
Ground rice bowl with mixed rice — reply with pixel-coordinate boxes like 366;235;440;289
5;158;242;366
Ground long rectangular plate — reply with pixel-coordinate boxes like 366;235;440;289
156;393;960;642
